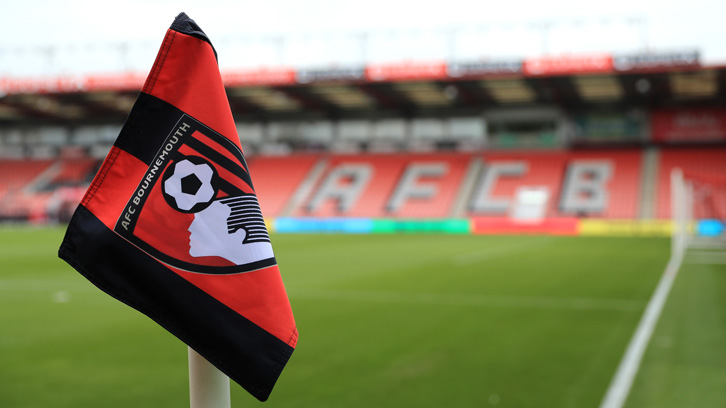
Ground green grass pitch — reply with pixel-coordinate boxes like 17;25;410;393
0;227;723;407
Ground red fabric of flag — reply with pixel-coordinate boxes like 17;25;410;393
58;12;297;402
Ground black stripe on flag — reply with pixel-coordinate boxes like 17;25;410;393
58;205;292;401
185;136;254;192
219;196;270;244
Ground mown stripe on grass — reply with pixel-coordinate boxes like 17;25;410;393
452;237;554;266
0;278;91;292
289;288;645;312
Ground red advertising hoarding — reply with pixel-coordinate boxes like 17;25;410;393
365;61;447;81
221;67;297;86
83;72;146;91
523;53;614;76
0;73;149;94
0;76;81;94
472;217;579;235
651;108;726;142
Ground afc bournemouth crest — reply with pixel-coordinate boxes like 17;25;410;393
114;115;275;274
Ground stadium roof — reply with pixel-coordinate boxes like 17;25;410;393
1;51;725;124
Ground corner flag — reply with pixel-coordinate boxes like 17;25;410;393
58;12;297;402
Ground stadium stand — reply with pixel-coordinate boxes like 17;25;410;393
1;51;724;232
1;137;723;226
0;148;723;232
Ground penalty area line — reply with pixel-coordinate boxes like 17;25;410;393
598;252;684;408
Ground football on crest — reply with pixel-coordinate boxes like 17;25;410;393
162;157;218;213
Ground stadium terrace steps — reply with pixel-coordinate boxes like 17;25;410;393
449;157;483;218
639;148;659;219
280;157;328;217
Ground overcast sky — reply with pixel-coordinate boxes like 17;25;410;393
1;0;724;76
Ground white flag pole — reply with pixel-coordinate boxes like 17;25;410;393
188;347;231;408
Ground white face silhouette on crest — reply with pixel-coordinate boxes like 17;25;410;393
188;199;274;266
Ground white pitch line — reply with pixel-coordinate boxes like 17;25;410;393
598;252;684;408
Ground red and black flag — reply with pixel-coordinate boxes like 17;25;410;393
58;12;297;402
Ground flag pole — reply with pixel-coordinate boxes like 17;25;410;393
188;346;232;408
